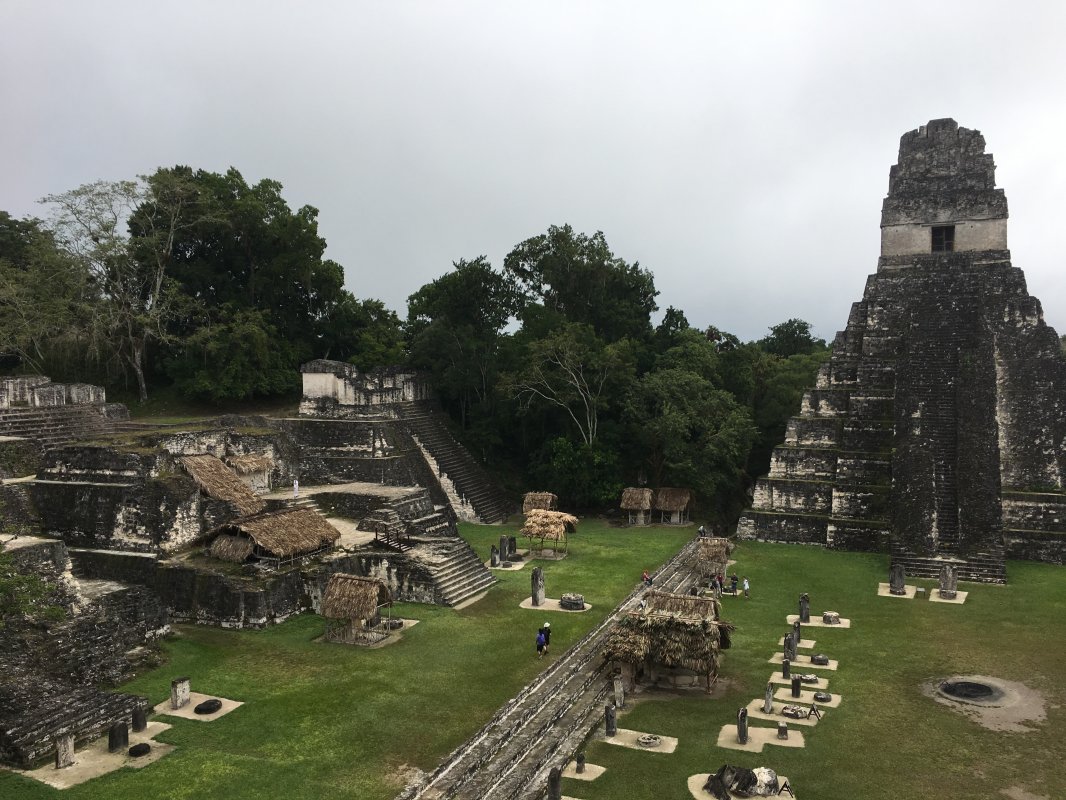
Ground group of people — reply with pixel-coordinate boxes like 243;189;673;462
708;572;750;599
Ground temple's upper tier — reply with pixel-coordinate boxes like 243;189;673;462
880;118;1008;257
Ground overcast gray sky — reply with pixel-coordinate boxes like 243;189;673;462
3;1;1065;342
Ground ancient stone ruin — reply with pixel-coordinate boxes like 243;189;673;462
739;118;1066;580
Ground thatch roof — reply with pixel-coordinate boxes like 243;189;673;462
209;533;254;563
643;589;722;622
522;492;558;513
321;574;391;620
181;454;265;515
602;611;733;676
209;507;340;558
521;509;578;542
654;487;691;512
225;453;274;474
620;487;653;511
698;537;732;565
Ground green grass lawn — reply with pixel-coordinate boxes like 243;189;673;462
4;532;1064;800
569;543;1066;800
0;520;690;799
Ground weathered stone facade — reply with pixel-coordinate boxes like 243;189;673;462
739;119;1066;577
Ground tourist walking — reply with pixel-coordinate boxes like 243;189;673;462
293;478;299;499
540;622;551;654
642;569;652;587
536;628;546;658
730;573;739;595
743;576;750;599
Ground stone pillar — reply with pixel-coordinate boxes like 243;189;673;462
605;703;617;736
613;676;625;708
939;564;958;599
736;707;748;745
547;767;563;800
783;632;796;662
793;620;802;647
777;721;789;740
490;544;499;567
171;677;191;709
508;536;519;557
132;706;148;733
763;681;774;714
799;592;810;623
782;658;790;678
107;722;128;754
499;535;510;562
889;563;906;595
54;735;75;769
791;676;801;698
575;752;586;774
531;567;545;607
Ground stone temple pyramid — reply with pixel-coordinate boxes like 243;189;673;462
737;118;1066;582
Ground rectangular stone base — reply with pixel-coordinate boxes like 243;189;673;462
878;583;917;598
929;589;968;604
786;614;851;628
769;673;829;690
769;652;838;670
6;721;174;790
774;687;841;707
715;724;805;752
153;692;242;721
745;698;823;727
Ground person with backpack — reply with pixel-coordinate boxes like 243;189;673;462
536;628;546;658
540;622;551;654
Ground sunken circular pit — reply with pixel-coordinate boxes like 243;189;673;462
939;680;998;702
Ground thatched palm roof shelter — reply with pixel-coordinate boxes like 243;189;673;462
653;487;691;524
696;537;733;582
602;590;733;690
521;509;577;554
620;487;653;525
620;487;653;510
208;507;340;564
522;492;558;513
322;574;393;645
181;454;265;515
321;574;391;620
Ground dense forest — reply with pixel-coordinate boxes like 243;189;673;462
0;168;829;527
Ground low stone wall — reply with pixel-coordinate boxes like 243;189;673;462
1004;530;1066;564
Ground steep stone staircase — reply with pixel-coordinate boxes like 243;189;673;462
398;539;699;800
0;405;125;448
890;547;1007;584
396;402;513;524
413;537;497;606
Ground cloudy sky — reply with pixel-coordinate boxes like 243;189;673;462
3;2;1065;342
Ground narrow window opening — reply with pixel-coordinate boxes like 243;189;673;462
931;225;955;252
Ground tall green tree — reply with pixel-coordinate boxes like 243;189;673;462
757;318;826;357
0;212;90;374
136;166;361;399
503;322;636;447
407;257;516;430
41;171;207;401
503;224;658;343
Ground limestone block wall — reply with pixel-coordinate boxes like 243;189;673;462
0;376;106;409
299;360;432;417
30;447;231;554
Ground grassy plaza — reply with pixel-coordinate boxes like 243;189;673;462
3;522;1063;800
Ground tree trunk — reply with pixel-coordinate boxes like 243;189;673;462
130;339;148;402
